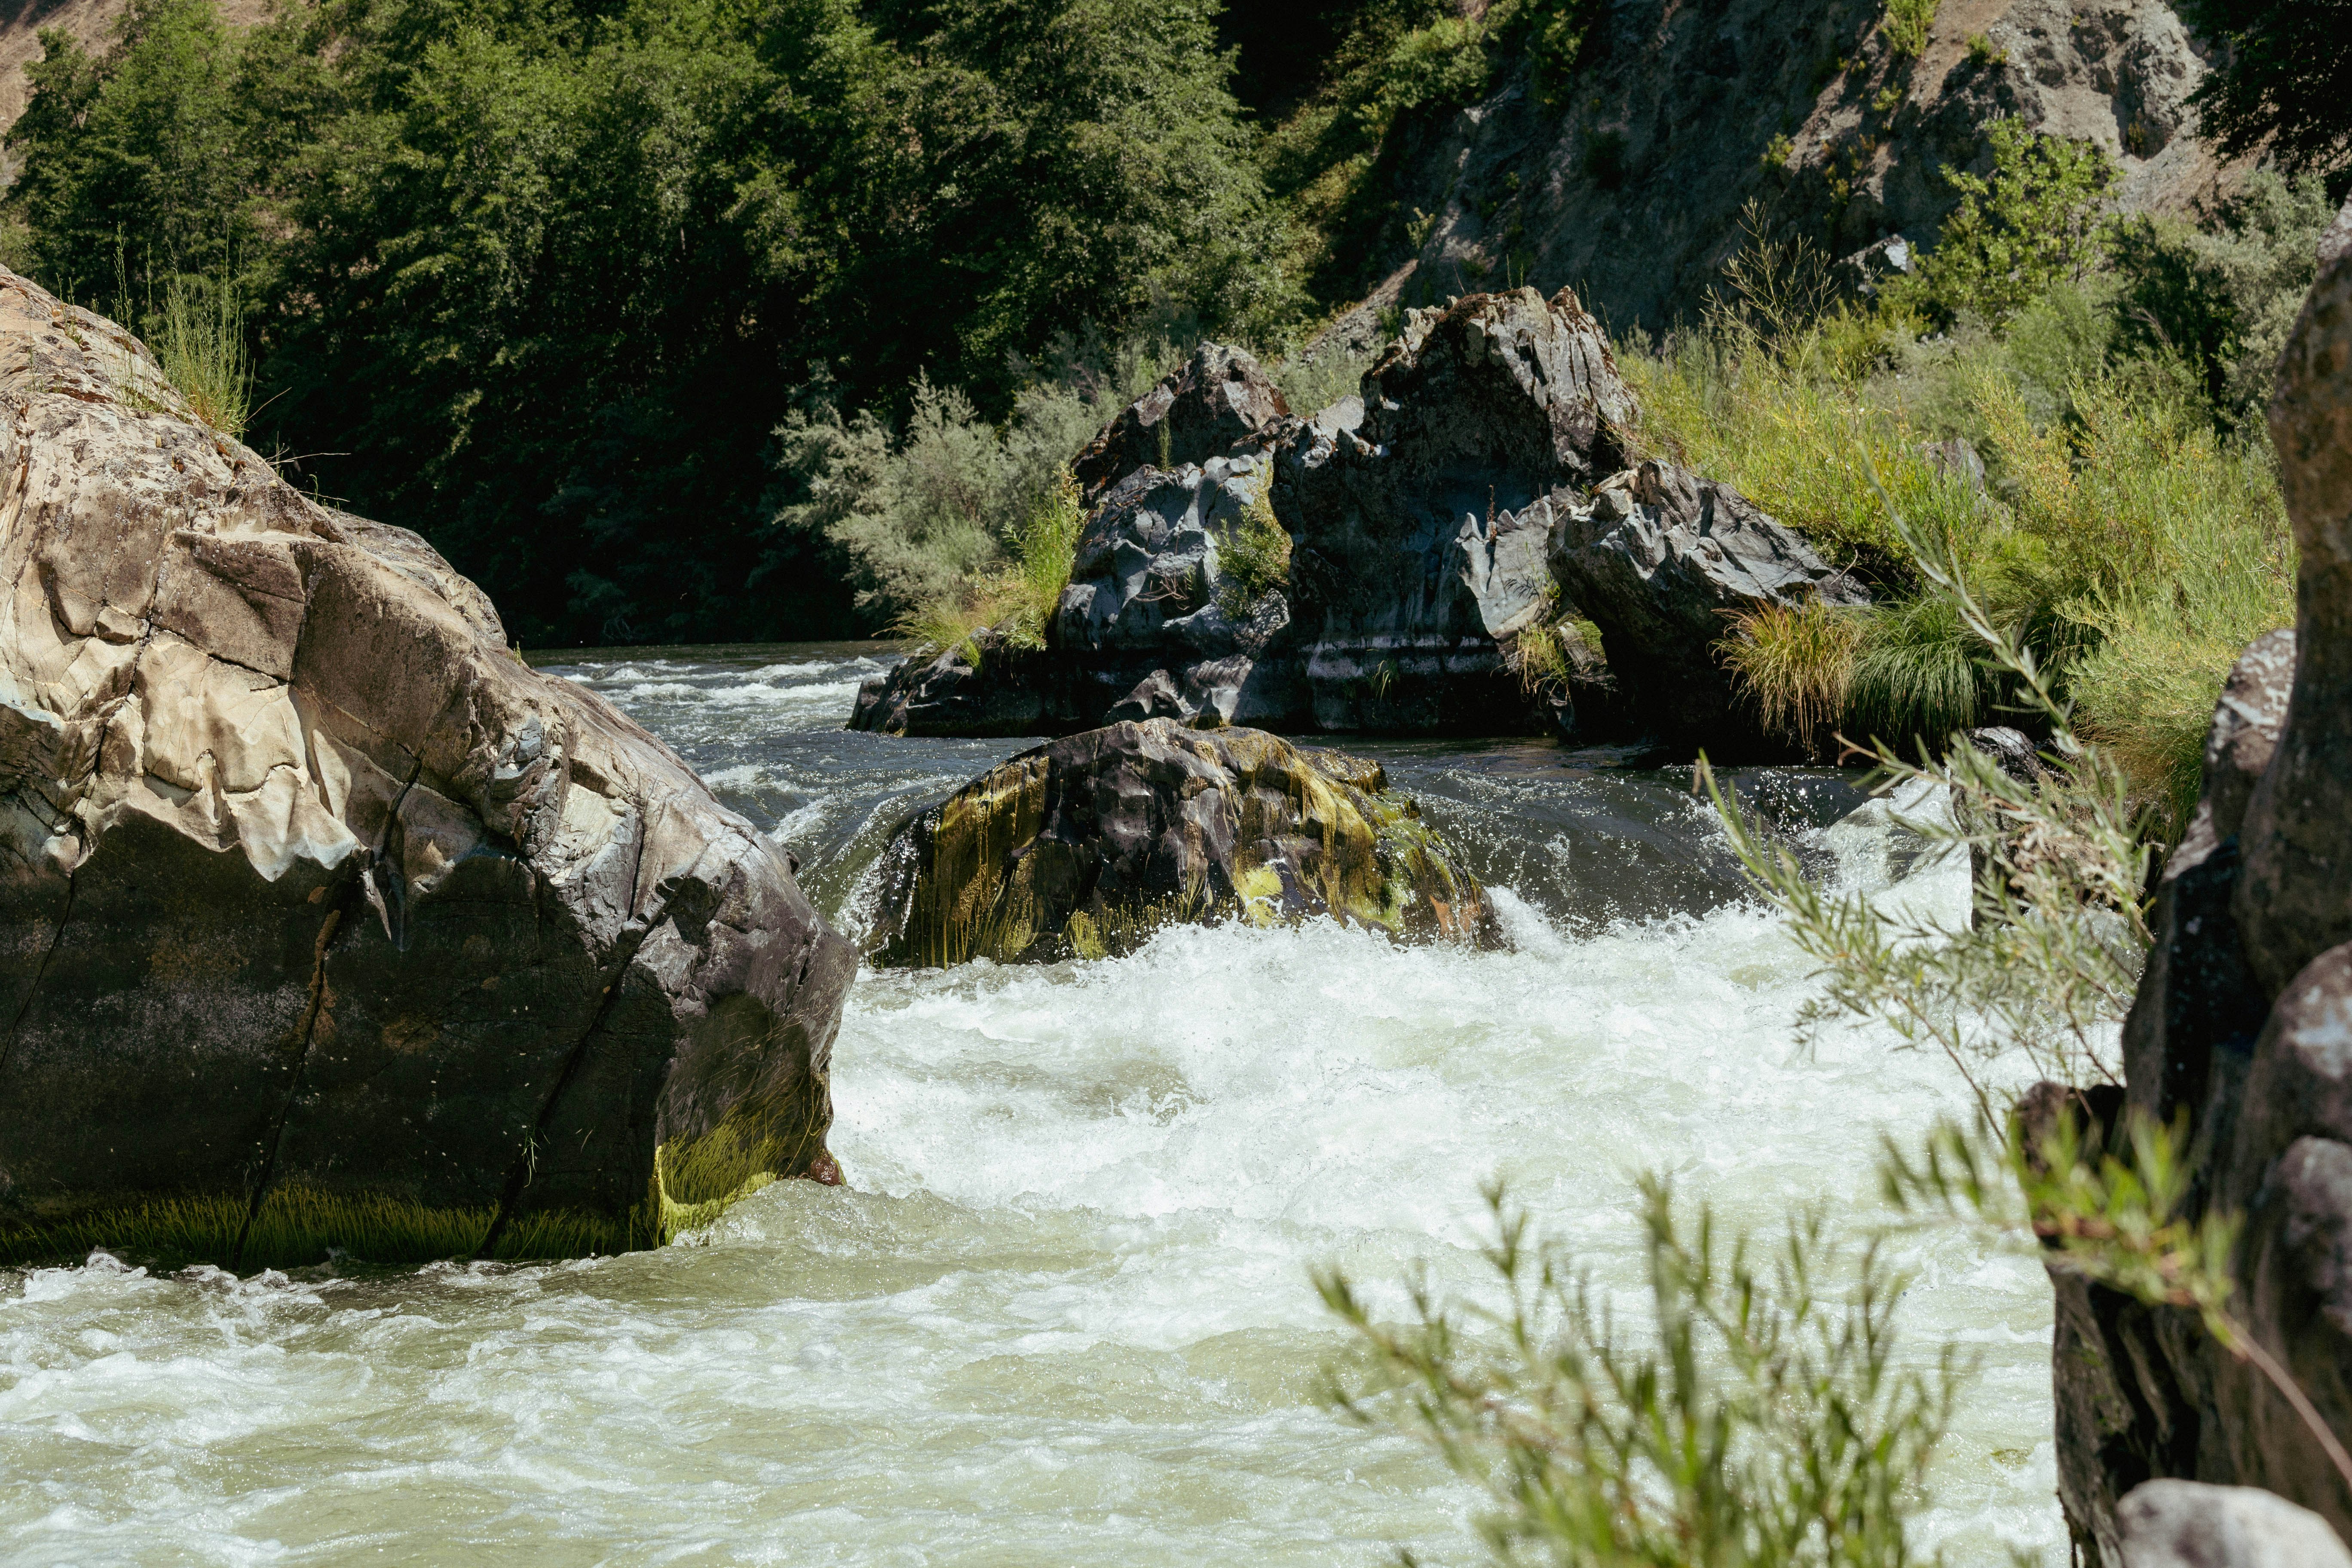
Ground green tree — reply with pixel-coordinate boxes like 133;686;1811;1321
1901;117;2118;327
5;0;256;300
2;0;1286;646
2174;0;2352;173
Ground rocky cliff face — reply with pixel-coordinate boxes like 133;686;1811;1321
1314;0;2232;354
0;267;855;1266
2045;199;2352;1559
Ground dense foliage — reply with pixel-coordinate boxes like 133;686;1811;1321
2174;0;2352;173
5;0;1286;646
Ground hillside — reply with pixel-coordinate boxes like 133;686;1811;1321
0;0;2318;649
1289;0;2239;353
0;0;263;134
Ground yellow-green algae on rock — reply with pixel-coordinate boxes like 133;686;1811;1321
864;719;1500;967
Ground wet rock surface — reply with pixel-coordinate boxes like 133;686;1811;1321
2041;204;2352;1558
859;719;1500;967
0;267;855;1267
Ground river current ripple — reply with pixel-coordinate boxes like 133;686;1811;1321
1;644;2064;1565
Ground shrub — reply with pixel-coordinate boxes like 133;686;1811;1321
777;333;1184;631
1883;0;1938;58
2107;168;2337;426
1896;118;2118;327
1215;490;1293;618
894;465;1086;660
1964;32;2004;65
1321;1179;1960;1568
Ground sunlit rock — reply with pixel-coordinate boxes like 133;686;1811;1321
0;267;854;1270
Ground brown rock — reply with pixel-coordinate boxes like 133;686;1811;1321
0;267;854;1268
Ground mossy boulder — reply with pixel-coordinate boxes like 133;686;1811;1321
861;719;1501;966
0;267;854;1271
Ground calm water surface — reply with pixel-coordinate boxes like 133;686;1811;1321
0;643;2064;1565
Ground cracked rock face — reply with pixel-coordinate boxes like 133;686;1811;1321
1548;458;1870;754
1274;285;1636;732
0;267;854;1266
1071;342;1291;506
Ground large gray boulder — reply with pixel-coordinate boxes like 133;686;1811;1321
0;267;854;1269
1548;459;1868;753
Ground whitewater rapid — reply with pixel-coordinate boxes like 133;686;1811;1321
0;646;2064;1565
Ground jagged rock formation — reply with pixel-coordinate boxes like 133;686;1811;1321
859;720;1498;967
2042;203;2352;1558
852;287;1643;741
1275;284;1636;732
1072;342;1292;505
1312;0;2234;357
1549;459;1870;750
0;266;855;1268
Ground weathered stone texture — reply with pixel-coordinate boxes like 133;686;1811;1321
0;266;854;1262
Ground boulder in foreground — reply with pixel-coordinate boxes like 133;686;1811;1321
859;720;1500;965
0;267;855;1269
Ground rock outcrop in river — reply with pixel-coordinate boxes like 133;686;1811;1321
854;286;1840;751
0;267;854;1268
2041;200;2352;1557
860;720;1498;966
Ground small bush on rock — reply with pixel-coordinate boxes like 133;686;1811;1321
1216;491;1293;618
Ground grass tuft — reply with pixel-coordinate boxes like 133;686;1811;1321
1723;598;1864;755
1214;487;1293;619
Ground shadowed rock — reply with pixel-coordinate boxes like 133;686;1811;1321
1274;285;1637;732
858;720;1499;966
2036;200;2352;1557
0;267;854;1268
1072;343;1291;505
1548;459;1868;754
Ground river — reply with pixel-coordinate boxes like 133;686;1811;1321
1;644;2065;1565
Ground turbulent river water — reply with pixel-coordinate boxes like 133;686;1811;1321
2;644;2067;1565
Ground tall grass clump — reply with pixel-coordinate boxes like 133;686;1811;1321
1846;594;1987;753
151;273;252;438
1721;598;1864;756
1322;1179;1960;1568
1214;489;1293;619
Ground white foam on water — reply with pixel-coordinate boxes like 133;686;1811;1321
1;808;2064;1565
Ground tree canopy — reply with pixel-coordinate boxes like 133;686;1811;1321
5;0;1286;645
